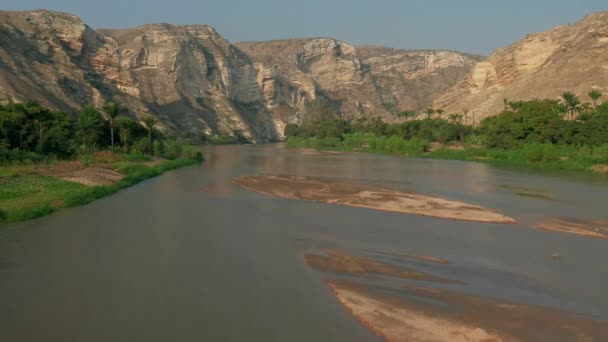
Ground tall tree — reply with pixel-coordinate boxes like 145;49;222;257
463;109;469;125
102;102;127;154
448;114;462;124
119;123;131;152
142;114;157;157
588;90;602;107
396;110;416;121
425;107;435;119
76;105;104;152
561;92;581;120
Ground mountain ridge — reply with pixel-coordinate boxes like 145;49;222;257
2;9;604;139
0;9;478;140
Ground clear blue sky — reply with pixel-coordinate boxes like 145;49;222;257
1;0;607;54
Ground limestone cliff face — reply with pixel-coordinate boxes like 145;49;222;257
0;9;477;140
0;10;280;140
237;39;480;124
434;12;608;124
98;24;279;140
0;10;112;110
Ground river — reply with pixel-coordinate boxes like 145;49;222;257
1;144;607;341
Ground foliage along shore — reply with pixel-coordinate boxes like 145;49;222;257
285;93;608;176
0;101;203;224
0;155;201;224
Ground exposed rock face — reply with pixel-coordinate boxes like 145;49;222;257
237;39;480;124
434;12;608;124
0;9;478;140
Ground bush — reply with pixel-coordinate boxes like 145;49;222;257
163;140;184;159
342;133;366;149
313;137;341;148
520;144;569;164
122;153;150;162
153;140;165;157
284;124;300;138
131;138;150;155
592;144;608;163
79;154;95;166
209;135;239;145
182;146;203;161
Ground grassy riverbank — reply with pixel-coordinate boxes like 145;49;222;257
286;136;608;175
0;154;202;224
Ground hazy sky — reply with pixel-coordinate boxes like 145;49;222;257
1;0;607;54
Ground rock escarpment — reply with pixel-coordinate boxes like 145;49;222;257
0;9;478;140
0;10;280;141
434;12;608;123
237;39;480;124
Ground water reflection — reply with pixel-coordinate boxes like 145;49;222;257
1;144;607;341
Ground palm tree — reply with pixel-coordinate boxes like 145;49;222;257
396;110;416;121
102;102;127;154
503;98;509;111
448;114;463;124
561;92;581;120
588;90;602;107
142;114;156;157
435;109;444;118
119;124;131;152
425;107;435;119
76;105;103;152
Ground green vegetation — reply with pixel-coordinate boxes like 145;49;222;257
0;101;204;224
0;156;199;223
102;102;128;153
0;100;204;163
285;93;608;174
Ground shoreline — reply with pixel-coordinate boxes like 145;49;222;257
0;157;202;224
285;143;608;178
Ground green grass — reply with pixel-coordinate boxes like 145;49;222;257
286;135;608;175
0;158;201;224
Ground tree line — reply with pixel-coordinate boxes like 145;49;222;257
285;91;608;149
0;101;197;164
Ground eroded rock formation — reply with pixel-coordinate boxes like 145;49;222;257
434;12;608;124
0;9;478;140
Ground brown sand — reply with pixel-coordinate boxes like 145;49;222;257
305;250;461;284
535;217;608;239
408;255;451;265
328;280;608;342
591;164;608;174
234;175;516;224
36;160;124;186
58;167;124;186
298;149;363;156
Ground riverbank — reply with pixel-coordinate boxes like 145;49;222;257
0;153;202;223
286;136;608;176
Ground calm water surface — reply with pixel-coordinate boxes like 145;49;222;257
1;144;607;341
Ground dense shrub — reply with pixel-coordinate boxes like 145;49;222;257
0;207;6;221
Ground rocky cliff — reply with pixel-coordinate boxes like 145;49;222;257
0;9;478;140
434;12;608;124
236;39;480;124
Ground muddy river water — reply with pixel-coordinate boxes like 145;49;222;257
1;144;607;341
